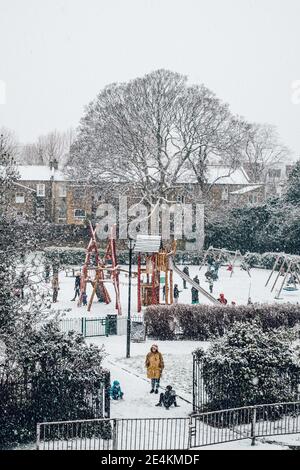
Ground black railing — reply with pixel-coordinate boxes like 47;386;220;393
192;353;300;413
37;401;300;450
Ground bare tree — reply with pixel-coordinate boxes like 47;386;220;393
0;130;19;211
0;127;20;162
20;129;75;167
240;123;290;182
69;70;248;205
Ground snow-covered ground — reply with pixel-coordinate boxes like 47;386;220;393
52;264;300;319
30;263;300;450
87;336;207;418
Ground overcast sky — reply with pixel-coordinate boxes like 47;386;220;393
0;0;299;158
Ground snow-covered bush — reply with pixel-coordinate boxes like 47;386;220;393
194;322;300;411
145;303;300;341
0;322;108;447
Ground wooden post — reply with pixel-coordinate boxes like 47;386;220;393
165;265;169;305
170;268;174;304
151;254;156;305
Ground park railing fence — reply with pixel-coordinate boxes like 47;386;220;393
0;368;110;448
37;401;300;450
192;353;300;413
58;315;144;338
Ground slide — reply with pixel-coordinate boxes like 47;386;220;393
169;257;220;305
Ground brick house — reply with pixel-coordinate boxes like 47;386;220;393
8;161;93;224
8;162;266;224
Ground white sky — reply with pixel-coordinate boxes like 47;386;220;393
0;0;299;157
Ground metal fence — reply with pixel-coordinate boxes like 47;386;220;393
192;353;300;412
37;401;300;450
58;315;144;338
37;417;190;450
0;369;110;447
190;401;300;448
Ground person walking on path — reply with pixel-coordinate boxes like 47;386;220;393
145;344;164;394
191;275;200;304
71;272;81;301
182;266;189;289
52;274;60;303
173;284;181;304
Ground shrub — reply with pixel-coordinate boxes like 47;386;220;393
0;322;108;447
144;303;300;341
195;322;300;411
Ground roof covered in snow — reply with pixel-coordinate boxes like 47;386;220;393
10;164;251;186
177;166;250;185
16;165;66;181
134;235;162;253
230;185;263;195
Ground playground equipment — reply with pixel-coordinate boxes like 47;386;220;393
134;235;175;312
134;236;220;311
199;246;250;278
168;257;219;305
78;223;122;314
265;253;300;299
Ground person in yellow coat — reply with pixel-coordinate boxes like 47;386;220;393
145;344;164;394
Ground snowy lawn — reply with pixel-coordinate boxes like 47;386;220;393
50;264;300;319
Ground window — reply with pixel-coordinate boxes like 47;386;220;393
15;193;25;204
221;187;229;201
59;185;67;197
248;194;258;204
37;184;45;197
74;209;86;219
176;195;185;204
268;169;281;179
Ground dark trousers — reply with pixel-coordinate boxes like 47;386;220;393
151;378;160;390
72;288;80;300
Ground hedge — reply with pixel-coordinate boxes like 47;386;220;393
42;246;287;270
144;303;300;341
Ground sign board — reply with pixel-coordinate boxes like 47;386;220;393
131;321;146;343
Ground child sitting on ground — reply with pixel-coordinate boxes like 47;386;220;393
155;385;179;410
110;380;124;400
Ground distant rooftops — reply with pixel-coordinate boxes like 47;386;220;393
15;164;66;182
13;163;252;186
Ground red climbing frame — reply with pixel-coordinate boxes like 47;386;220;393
78;222;122;315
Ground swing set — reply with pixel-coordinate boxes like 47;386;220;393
265;253;300;299
199;246;250;278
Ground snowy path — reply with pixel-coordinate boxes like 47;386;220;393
87;337;205;419
105;358;192;419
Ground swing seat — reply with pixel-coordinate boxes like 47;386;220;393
283;286;298;292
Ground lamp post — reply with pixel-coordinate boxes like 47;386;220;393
126;237;134;358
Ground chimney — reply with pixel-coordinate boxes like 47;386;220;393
49;159;59;171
